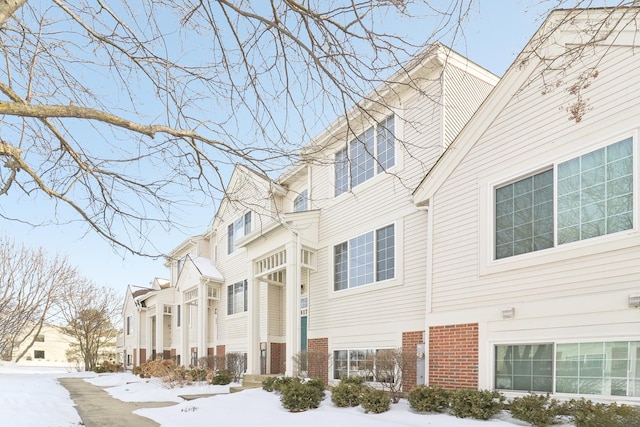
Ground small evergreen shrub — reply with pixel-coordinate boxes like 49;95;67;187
280;379;325;412
509;393;567;427
570;398;640;427
449;388;505;420
262;376;277;392
304;378;326;394
331;376;366;407
211;370;232;385
360;388;391;414
272;376;297;393
407;385;450;413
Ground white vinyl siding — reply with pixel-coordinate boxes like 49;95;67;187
334;224;395;291
334;115;395;196
495;137;633;260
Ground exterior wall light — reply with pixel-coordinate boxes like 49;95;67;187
629;294;640;308
502;307;515;319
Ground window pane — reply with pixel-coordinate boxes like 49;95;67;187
335;148;349;196
350;128;375;188
334;350;348;379
495;169;553;259
293;189;308;212
334;242;348;291
558;138;633;244
377;115;395;172
495;344;552;392
376;225;394;281
349;232;374;288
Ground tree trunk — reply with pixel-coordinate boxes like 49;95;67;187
0;0;27;26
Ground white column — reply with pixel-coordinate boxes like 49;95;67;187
285;235;301;376
145;311;153;363
247;260;260;374
156;303;164;359
198;283;207;361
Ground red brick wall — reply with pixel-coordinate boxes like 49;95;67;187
139;349;147;364
163;350;171;360
207;347;214;357
270;342;286;374
402;331;424;391
308;338;329;384
216;345;225;357
429;323;479;389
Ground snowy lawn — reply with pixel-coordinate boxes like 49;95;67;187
0;363;576;427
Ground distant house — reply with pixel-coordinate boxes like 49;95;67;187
11;324;75;365
413;7;640;402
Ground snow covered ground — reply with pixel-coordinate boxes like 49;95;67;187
0;363;574;427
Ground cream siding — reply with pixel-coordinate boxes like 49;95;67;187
430;46;640;314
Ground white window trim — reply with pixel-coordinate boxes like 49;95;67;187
331;347;398;384
328;220;403;299
226;279;248;317
227;212;251;257
332;109;405;200
479;130;640;276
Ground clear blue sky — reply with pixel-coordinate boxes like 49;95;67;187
3;1;557;297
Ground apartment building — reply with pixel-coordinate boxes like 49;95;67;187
413;7;640;402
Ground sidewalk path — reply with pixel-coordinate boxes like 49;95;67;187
59;377;175;427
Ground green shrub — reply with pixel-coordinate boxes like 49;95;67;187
509;393;567;427
304;378;325;393
94;365;107;373
280;380;325;412
449;389;505;420
360;388;391;414
570;398;640;427
272;376;298;393
331;376;366;407
262;376;277;392
211;370;232;385
407;385;450;413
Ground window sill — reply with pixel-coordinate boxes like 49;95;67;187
480;229;640;276
328;277;401;300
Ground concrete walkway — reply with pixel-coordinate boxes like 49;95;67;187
59;378;175;427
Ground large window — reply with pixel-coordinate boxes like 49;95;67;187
495;341;640;397
334;224;395;291
34;350;45;359
333;349;396;383
228;212;252;254
495;137;633;259
126;316;132;335
227;280;248;315
495;344;553;392
335;115;396;196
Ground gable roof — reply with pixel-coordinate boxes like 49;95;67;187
189;255;224;281
412;7;639;204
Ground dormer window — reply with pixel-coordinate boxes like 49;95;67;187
293;189;308;212
228;212;252;254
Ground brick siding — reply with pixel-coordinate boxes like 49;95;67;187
270;342;286;374
402;330;424;391
307;337;329;384
429;323;479;389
